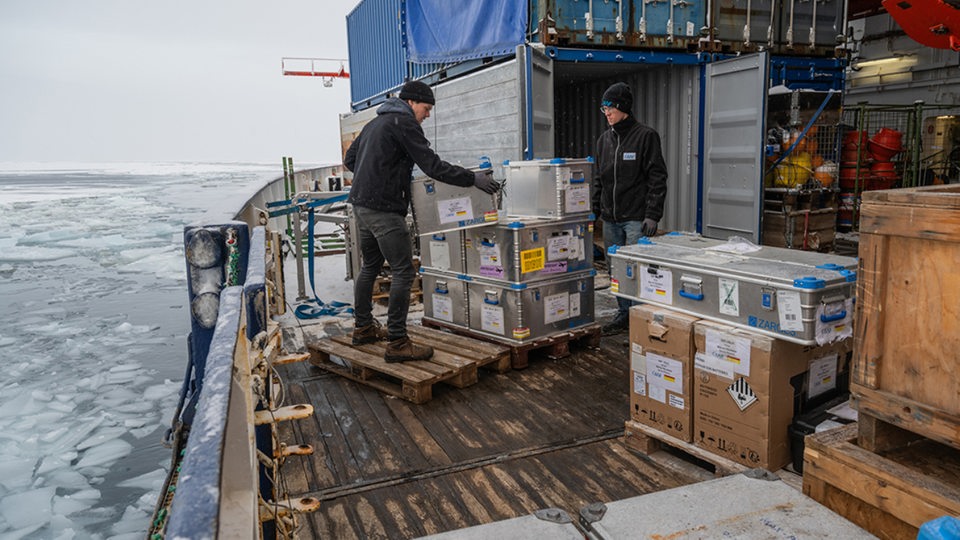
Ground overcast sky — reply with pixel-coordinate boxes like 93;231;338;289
0;1;355;165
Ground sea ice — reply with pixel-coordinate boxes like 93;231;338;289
75;439;132;469
52;493;96;515
77;426;127;450
0;458;36;490
116;468;166;491
0;486;55;529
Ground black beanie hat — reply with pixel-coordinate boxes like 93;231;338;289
399;80;435;105
601;82;633;113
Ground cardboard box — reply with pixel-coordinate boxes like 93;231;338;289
693;319;851;470
629;305;699;442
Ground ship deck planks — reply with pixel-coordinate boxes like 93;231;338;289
276;334;713;539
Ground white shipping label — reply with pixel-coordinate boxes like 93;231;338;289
544;292;570;324
633;371;647;396
631;346;645;371
565;184;590;213
649;384;667;404
808;353;839;398
576;237;585;261
481;304;505;335
432;294;454;322
437;197;475;224
695;352;735;380
547;235;571;261
718;278;740;316
429;240;451;270
815;298;854;345
479;243;500;266
640;265;673;304
668;394;686;410
777;290;805;332
645;352;683;395
570;292;581;317
727;377;758;411
686;21;695;36
704;328;752;377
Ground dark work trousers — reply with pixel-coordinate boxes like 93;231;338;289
353;205;415;340
603;219;646;319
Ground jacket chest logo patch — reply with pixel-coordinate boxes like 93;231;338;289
623;152;637;161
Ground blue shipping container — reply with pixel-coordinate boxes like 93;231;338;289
346;0;444;111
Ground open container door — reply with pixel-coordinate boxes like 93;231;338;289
518;44;555;159
701;52;770;242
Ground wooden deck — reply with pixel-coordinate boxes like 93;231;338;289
275;332;711;539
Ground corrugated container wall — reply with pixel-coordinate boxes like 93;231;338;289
420;61;524;174
347;0;444;111
554;64;700;235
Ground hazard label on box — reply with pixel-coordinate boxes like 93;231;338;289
727;377;757;411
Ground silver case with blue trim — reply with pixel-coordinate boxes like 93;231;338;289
410;174;499;235
418;231;465;274
420;268;470;328
466;270;596;344
463;216;594;283
607;233;856;345
502;158;593;219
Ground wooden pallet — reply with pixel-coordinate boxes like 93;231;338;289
407;324;512;373
803;423;960;539
306;325;509;404
420;319;601;370
623;419;747;478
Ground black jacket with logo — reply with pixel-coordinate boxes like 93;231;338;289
344;97;475;215
592;116;668;223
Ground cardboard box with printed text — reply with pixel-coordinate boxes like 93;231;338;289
693;319;851;470
629;305;699;442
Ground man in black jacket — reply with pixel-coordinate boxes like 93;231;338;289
344;80;499;362
592;82;668;335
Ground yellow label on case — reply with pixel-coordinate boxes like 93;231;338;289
483;211;498;222
512;327;531;339
519;247;545;273
611;279;620;293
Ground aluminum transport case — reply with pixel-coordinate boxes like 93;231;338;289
410;171;499;235
418;231;465;274
502;158;593;219
420;269;470;328
578;470;873;539
467;270;596;344
463;216;594;283
608;233;856;345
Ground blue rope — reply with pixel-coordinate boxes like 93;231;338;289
295;206;353;319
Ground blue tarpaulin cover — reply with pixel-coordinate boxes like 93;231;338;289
406;0;526;63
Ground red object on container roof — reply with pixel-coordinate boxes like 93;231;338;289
882;0;960;51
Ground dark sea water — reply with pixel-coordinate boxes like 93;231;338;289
0;163;286;539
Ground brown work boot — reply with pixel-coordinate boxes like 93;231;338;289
352;319;388;345
384;336;433;363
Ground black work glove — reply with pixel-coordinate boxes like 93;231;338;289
641;218;658;237
473;171;499;194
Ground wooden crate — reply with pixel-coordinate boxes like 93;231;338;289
803;423;960;540
854;185;960;451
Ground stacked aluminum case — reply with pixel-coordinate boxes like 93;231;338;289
502;158;594;219
410;160;500;236
607;232;856;345
420;158;597;344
